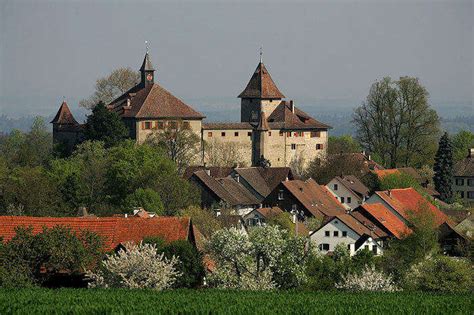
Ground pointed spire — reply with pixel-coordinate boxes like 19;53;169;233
140;52;155;72
50;101;79;125
259;46;263;63
238;55;285;99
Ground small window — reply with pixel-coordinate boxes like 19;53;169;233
234;132;239;137
333;184;338;191
287;132;292;137
333;231;339;237
291;204;298;211
342;231;347;237
316;144;324;150
364;245;369;250
294;132;299;137
221;132;226;137
279;131;284;136
208;132;213;137
468;179;474;186
268;132;272;136
340;197;345;203
319;243;330;251
157;121;165;130
372;245;378;254
248;132;252;137
468;191;474;199
455;178;465;186
459;191;464;198
347;197;352;204
325;231;330;237
144;121;152;129
291;144;296;150
278;190;284;200
183;121;191;129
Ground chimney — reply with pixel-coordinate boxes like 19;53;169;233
368;154;372;161
387;190;391;197
289;100;295;113
235;174;240;183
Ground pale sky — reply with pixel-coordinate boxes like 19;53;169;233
0;0;472;118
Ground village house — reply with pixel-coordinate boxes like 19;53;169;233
263;178;346;220
326;175;370;210
310;213;386;256
453;148;474;203
243;206;284;227
365;187;466;254
52;51;331;168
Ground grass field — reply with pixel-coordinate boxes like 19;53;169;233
0;289;472;314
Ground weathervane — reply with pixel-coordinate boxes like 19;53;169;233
145;40;149;54
259;46;263;63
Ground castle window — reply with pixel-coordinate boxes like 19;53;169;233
157;121;165;130
316;144;324;150
248;132;252;137
287;132;292;137
183;121;191;129
291;144;296;150
268;132;271;136
279;131;284;136
221;132;226;137
311;131;321;138
144;121;152;130
234;132;239;137
208;132;213;137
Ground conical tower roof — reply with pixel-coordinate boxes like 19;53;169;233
139;52;155;71
50;101;79;125
238;62;285;99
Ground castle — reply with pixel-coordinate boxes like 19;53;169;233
52;52;330;167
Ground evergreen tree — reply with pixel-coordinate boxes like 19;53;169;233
83;101;128;147
433;132;454;202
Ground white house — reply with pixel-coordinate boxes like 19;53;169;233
326;175;370;210
309;213;386;256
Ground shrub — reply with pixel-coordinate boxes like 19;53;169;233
404;255;473;292
87;242;180;290
336;266;398;292
123;188;164;214
162;240;205;288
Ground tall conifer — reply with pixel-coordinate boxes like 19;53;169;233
433;132;454;202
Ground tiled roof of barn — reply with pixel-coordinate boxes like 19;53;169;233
281;179;346;218
183;166;234;180
335;175;370;198
235;167;294;198
267;101;331;130
50;101;79;125
0;216;192;251
238;62;285;99
356;203;411;239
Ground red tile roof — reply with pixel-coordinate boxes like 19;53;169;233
267;101;331;130
255;206;284;218
373;169;400;179
357;203;411;239
0;216;192;252
375;188;452;227
109;83;204;119
238;62;285;99
50;101;79;125
281;179;346;218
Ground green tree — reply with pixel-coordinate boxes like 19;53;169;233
267;212;294;233
379;172;420;190
353;77;440;168
83;101;128;147
181;206;223;238
124;188;164;214
451;130;474;162
80;67;140;109
433;132;454;203
305;153;366;185
328;135;362;154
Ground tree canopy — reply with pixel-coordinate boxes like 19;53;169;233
353;77;440;168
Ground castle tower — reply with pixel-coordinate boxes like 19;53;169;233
238;56;285;123
51;101;82;153
140;52;155;87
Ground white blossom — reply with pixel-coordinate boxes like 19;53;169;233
336;266;398;292
86;242;180;290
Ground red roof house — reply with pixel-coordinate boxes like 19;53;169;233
0;216;196;252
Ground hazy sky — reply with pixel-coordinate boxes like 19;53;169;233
0;0;472;118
